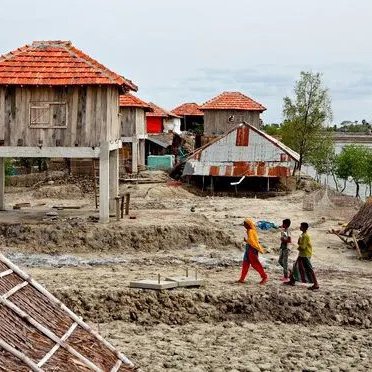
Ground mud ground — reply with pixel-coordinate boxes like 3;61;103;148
1;175;371;371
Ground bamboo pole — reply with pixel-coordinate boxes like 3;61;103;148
37;322;78;367
352;233;362;258
0;253;134;368
0;269;12;278
3;281;28;299
111;359;123;372
0;337;43;372
0;296;102;372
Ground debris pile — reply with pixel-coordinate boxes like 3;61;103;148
343;198;372;258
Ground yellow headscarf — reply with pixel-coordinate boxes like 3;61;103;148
244;218;264;253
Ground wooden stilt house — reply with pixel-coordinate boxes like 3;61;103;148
0;40;137;222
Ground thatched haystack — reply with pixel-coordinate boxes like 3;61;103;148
344;198;372;258
0;253;135;371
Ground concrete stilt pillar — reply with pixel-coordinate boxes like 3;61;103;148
0;158;5;211
99;143;110;223
131;137;138;174
109;148;119;214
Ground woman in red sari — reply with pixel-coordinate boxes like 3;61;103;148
238;218;268;285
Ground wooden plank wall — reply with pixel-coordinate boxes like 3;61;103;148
120;107;146;138
203;110;261;136
120;107;136;137
0;86;120;147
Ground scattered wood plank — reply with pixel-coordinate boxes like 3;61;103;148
52;205;83;210
352;233;362;258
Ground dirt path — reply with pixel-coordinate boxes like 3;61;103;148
1;180;371;371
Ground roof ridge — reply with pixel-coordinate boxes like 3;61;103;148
63;43;137;90
0;41;137;90
200;91;266;111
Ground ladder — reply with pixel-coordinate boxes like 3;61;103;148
92;159;99;209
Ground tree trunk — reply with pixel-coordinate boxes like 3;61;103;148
355;181;360;198
331;171;339;192
341;179;347;193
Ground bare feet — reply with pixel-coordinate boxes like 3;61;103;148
308;285;319;290
259;276;268;285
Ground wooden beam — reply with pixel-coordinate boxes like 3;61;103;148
352;233;362;258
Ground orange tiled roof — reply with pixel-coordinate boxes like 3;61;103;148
119;93;152;111
200;91;266;111
171;102;204;117
0;40;137;90
146;102;180;118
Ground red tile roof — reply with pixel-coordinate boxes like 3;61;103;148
0;40;137;90
200;91;266;111
171;102;204;117
119;93;152;111
146;102;180;118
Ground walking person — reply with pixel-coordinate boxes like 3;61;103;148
278;219;291;281
238;218;268;285
285;222;319;290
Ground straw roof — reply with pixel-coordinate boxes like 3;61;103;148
0;253;135;371
345;198;372;245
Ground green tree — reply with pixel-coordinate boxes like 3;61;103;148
262;123;281;136
282;71;333;172
307;132;337;186
335;145;369;198
362;149;372;196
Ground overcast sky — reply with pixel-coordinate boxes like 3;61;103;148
1;0;371;124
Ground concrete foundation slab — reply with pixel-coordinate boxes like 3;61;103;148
129;280;177;290
165;276;204;287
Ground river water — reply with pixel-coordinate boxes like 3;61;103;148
302;142;372;200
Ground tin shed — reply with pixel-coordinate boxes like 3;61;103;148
182;122;299;189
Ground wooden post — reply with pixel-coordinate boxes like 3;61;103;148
138;140;145;167
211;176;214;195
109;148;119;215
125;193;130;215
267;177;270;192
120;195;124;218
0;158;5;211
131;137;138;174
202;176;205;192
352;233;362;258
99;142;110;223
115;197;120;221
